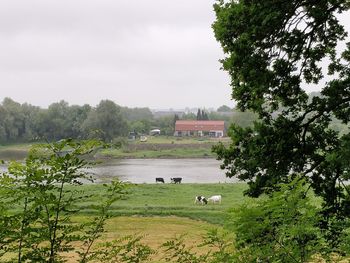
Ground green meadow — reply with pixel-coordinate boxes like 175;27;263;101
73;183;249;225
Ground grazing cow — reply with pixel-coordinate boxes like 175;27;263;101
155;177;165;183
194;196;207;205
170;177;182;184
208;195;222;204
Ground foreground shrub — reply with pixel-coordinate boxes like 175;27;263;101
0;140;130;262
227;177;330;262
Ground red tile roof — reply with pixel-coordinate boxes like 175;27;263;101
175;120;225;131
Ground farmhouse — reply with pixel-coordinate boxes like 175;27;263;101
174;120;225;137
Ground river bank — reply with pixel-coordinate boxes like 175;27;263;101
98;136;229;159
0;137;230;160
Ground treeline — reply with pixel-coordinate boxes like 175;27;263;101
0;98;259;143
0;98;161;143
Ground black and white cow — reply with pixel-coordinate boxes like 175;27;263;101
155;177;165;183
170;177;182;184
195;196;207;205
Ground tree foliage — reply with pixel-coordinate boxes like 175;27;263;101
228;178;329;263
0;139;131;262
75;100;127;142
197;109;209;120
212;0;350;252
217;105;232;112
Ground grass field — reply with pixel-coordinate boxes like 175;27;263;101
74;183;248;225
7;183;247;262
69;183;247;262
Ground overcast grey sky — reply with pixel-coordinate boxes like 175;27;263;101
0;1;349;110
0;0;234;109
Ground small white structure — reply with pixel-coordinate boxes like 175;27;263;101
140;135;148;142
150;129;161;136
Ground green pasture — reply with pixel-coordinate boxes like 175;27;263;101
73;183;249;225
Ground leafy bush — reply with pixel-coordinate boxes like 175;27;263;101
0;139;132;262
227;177;327;262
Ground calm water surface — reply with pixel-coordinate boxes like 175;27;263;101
90;159;237;183
0;159;238;184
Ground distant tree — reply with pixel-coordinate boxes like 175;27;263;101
196;109;209;120
217;105;232;112
182;112;196;120
0;106;7;143
173;114;180;128
45;101;73;140
70;104;92;138
196;109;202;120
32;102;91;141
82;100;127;141
33;100;90;141
202;110;209;120
129;120;151;134
20;103;41;141
1;98;25;141
152;116;175;135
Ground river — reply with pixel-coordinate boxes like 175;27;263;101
0;159;237;184
89;159;237;184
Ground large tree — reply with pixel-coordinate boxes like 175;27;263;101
212;0;350;248
81;100;127;141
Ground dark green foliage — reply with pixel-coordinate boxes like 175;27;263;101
196;109;202;120
213;0;350;252
196;109;209;120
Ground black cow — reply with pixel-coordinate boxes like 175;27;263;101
155;177;165;183
170;177;182;184
195;196;207;205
